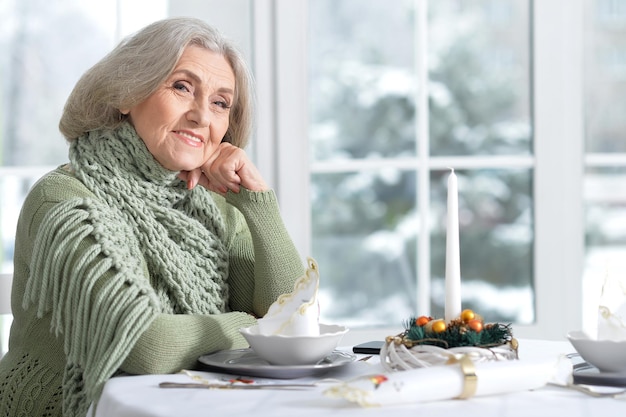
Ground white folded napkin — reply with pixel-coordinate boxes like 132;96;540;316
323;356;572;407
257;257;320;336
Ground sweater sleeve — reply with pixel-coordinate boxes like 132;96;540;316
222;188;305;316
120;312;256;374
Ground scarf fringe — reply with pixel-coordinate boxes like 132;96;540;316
23;198;159;416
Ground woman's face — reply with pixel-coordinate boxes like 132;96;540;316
124;45;235;171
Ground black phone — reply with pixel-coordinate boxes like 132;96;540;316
352;340;384;355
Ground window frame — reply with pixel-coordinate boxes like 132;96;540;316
256;0;586;344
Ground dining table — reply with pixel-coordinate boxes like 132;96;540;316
89;338;625;417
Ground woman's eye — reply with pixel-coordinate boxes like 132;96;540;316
173;81;190;92
213;100;231;110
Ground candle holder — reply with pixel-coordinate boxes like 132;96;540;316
380;311;518;372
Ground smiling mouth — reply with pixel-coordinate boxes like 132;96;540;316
175;131;204;144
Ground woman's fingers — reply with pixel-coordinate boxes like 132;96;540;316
235;161;268;191
181;143;268;194
178;169;202;190
201;144;268;193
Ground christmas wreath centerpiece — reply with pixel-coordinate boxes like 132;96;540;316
381;309;519;372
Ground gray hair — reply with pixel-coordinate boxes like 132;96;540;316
59;17;254;148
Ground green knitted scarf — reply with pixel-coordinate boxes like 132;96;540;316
23;122;229;417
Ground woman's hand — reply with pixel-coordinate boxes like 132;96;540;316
179;142;269;194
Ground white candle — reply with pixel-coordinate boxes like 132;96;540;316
445;168;461;322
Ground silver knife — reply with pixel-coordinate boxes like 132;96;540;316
159;382;317;390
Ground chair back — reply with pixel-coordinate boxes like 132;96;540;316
0;273;12;315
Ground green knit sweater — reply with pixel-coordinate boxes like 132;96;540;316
0;164;303;417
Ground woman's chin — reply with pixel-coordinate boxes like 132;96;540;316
159;158;203;173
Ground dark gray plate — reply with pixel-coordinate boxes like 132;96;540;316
197;349;356;379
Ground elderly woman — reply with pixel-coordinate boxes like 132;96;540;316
0;17;303;417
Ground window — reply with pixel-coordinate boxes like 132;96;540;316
0;0;168;273
271;0;587;342
308;0;534;329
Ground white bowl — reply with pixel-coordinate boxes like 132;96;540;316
568;330;626;372
239;324;348;366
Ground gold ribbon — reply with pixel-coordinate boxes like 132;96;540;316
455;355;478;399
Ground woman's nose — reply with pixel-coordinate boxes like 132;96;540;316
186;99;210;126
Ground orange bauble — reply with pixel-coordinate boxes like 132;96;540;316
468;319;483;333
415;316;431;326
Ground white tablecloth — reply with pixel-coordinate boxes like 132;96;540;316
90;339;626;417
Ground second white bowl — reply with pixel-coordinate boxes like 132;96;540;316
568;330;626;372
